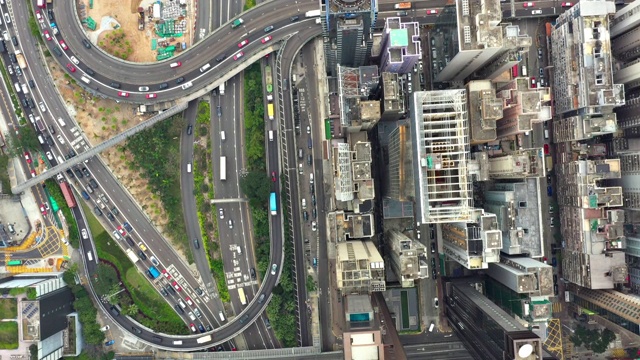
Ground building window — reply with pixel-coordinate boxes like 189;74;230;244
519;201;527;208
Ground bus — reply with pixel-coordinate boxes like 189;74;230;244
7;260;22;266
269;192;277;216
220;156;226;181
238;288;247;305
196;335;212;344
148;266;161;279
125;248;140;263
59;182;77;208
267;103;274;120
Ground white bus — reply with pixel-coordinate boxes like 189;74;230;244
196;335;211;344
238;287;247;305
220;156;226;181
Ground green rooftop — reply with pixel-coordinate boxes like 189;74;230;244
390;29;409;47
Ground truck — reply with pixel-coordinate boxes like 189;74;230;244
219;83;225;95
546;155;553;172
305;10;321;18
125;248;140;263
265;66;273;93
231;18;244;29
395;2;412;9
267;103;274;120
238;287;247;305
21;83;29;94
147;266;161;279
266;94;273;102
50;22;59;35
14;50;27;69
196;335;212;344
35;117;45;132
36;0;45;8
59;182;77;208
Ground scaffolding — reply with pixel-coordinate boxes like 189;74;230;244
412;90;473;224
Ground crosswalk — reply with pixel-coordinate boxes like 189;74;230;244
552;301;563;314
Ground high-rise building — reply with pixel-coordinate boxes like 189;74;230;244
611;1;640;95
322;0;378;75
386;123;413;201
466;80;503;144
385;230;428;287
550;0;624;142
486;149;546;179
444;278;545;360
495;78;552;138
330;134;375;207
336;241;386;294
379;17;421;74
486;256;554;298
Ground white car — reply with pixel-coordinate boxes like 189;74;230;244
81;229;88;239
271;264;278;275
433;297;439;308
532;9;542;15
70;56;79;65
99;325;110;332
219;208;224;219
311;221;317;232
112;230;121;240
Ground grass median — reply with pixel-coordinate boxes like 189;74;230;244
83;204;188;335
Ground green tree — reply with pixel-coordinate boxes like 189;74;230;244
239;171;271;208
26;288;37;300
124;304;138;316
306;275;316;292
29;344;37;360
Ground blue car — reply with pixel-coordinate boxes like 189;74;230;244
105;340;115;346
547;186;553;197
123;222;133;232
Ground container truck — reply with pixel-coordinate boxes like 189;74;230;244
395;2;412;9
125;248;140;263
305;10;321;17
14;50;26;69
59;182;77;208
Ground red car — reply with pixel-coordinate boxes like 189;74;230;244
238;39;249;48
543;143;550;155
66;63;76;72
185;297;194;306
172;281;182;291
530;77;537;88
40;204;47;216
162;269;171;279
118;91;129;97
43;30;51;41
233;52;244;61
426;9;438;14
146;93;157;99
24;152;31;164
189;324;197;332
561;1;572;6
36;11;43;22
261;36;272;44
523;1;535;7
31;169;37;177
271;171;277;182
59;40;68;50
117;226;126;236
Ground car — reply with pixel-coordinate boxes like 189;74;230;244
189;323;197;332
172;281;182;291
261;36;272;44
433;297;439;308
82;39;92;49
186;124;193;135
228;219;233;229
123;222;133;232
195;287;204;296
138;86;149;92
81;168;91;177
547;185;553;196
40;204;47;215
238;39;249;48
250;267;256;279
106;212;115;221
185;297;194;306
65;63;76;73
530;77;537;88
431;242;436;253
24;152;31;164
145;93;157;99
36;11;43;22
118;91;129;97
234;51;244;60
523;1;535;7
170;61;181;68
31;169;37;178
271;264;278;275
105;340;115;346
81;229;89;239
59;40;68;50
432;268;437;279
544;143;550;155
562;2;572;6
538;48;543;59
162;269;171;279
125;236;134;247
43;30;51;41
132;326;142;334
306;125;311;134
99;325;110;332
311;221;317;231
150;256;159;266
219;208;224;219
117;226;126;236
426;9;438;14
271;171;277;182
532;9;542;14
198;324;206;333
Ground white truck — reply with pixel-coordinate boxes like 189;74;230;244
219;82;225;95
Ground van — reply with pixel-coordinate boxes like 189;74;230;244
81;76;91;84
37;135;44;144
309;173;314;184
220;131;226;141
199;63;211;73
269;130;274;141
187;163;192;173
178;300;187;309
13;82;20;93
174;304;184;314
218;311;226;322
237;246;242;254
544;129;549;139
181;82;193;90
429;322;435;332
298;148;303;159
307;154;312;166
81;191;90;200
57;118;66;126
